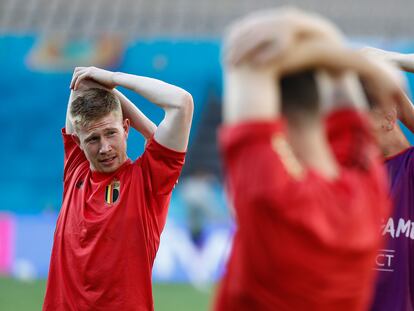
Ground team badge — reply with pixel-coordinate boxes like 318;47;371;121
105;179;120;204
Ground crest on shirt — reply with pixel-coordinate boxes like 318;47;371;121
271;134;304;180
105;179;120;204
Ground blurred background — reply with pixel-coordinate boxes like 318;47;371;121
1;0;414;310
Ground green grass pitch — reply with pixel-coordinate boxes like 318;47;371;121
0;277;213;311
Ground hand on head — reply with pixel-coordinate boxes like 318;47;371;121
70;66;116;91
223;7;344;68
224;7;405;114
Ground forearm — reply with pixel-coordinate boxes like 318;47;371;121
395;54;414;73
113;89;156;139
65;90;76;134
397;92;414;133
112;72;194;151
278;41;378;78
112;72;190;110
224;65;279;124
361;47;414;74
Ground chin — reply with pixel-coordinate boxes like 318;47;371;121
95;163;120;173
103;166;119;173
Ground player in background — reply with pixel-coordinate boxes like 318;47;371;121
214;8;404;311
361;47;414;311
43;67;193;310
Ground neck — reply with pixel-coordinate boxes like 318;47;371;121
287;117;339;179
379;126;411;158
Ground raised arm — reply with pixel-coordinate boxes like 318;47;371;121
70;67;192;151
112;89;156;139
110;73;193;152
360;47;414;134
360;47;414;73
396;93;414;133
66;90;76;135
222;7;403;124
66;77;156;139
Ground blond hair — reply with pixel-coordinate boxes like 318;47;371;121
70;88;122;131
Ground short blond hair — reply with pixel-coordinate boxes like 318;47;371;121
70;88;122;131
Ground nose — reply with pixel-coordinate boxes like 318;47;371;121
99;138;112;154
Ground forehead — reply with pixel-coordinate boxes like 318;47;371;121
79;112;122;136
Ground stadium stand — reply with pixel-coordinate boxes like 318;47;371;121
0;0;413;38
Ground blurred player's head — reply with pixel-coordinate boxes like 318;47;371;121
70;88;130;173
280;70;320;124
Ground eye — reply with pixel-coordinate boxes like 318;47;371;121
86;137;98;144
107;131;117;136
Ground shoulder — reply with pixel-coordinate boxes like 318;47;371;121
219;119;286;154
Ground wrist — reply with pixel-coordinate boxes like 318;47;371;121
111;71;122;87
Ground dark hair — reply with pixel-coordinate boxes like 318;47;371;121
280;70;319;121
70;88;122;130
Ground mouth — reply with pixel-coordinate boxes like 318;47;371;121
99;156;117;166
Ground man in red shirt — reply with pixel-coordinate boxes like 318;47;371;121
214;8;404;311
43;67;193;310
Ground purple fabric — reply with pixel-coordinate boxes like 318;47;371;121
370;147;414;311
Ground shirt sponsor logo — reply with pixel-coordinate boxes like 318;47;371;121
105;179;120;204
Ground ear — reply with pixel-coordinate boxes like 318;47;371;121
123;118;130;138
72;134;83;150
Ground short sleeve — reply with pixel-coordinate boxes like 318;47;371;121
218;120;300;204
140;137;186;196
62;128;88;183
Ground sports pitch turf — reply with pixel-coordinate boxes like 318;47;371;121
0;277;213;311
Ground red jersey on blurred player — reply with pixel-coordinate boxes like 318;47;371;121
216;107;389;311
214;8;403;311
43;67;193;310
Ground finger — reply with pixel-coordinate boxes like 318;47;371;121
70;67;88;89
70;74;79;90
228;31;270;66
70;68;87;90
70;69;79;89
252;35;293;66
74;71;90;91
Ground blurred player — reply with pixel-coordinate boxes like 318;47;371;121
214;8;404;311
361;47;414;311
42;67;193;310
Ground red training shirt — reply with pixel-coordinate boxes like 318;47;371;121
43;130;185;311
214;109;390;311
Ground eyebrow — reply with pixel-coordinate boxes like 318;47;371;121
84;127;119;141
84;134;99;142
105;128;119;132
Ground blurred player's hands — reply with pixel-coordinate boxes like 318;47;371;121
224;7;343;67
70;66;116;90
361;46;414;74
360;47;401;64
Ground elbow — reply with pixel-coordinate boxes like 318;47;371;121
178;91;194;119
